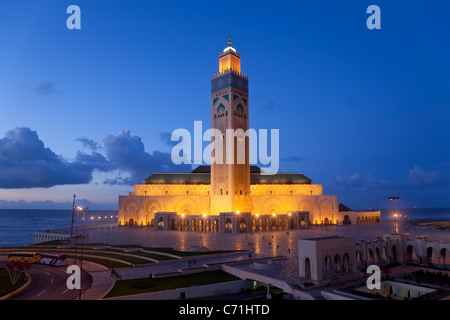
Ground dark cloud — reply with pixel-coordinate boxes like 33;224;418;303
0;128;105;188
76;137;100;151
159;132;174;147
102;130;189;185
0;127;191;189
33;81;60;96
75;151;112;172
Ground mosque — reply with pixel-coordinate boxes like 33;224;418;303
118;38;380;232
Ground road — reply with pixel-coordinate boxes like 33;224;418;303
12;264;93;300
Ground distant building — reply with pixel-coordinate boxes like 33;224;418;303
118;38;380;232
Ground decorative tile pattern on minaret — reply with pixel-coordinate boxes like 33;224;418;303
210;37;251;215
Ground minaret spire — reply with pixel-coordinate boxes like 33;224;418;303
228;34;232;46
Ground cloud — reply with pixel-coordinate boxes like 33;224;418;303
408;166;446;187
33;81;60;96
0;128;98;188
76;137;100;151
336;173;363;189
282;155;306;162
159;132;174;147
74;151;112;172
335;172;391;191
102;130;189;185
0;127;191;189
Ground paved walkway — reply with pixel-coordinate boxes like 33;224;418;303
15;221;449;299
82;221;450;283
67;259;116;300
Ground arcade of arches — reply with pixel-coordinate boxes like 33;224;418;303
118;183;380;232
298;233;450;284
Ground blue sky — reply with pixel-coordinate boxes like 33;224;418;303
0;1;449;210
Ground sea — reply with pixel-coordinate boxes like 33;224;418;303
0;209;118;247
0;208;449;248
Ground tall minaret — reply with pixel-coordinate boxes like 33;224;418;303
210;36;251;215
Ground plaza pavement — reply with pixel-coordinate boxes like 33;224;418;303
43;221;450;299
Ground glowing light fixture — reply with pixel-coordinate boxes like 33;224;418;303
223;46;236;53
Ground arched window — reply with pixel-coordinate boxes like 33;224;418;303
269;190;273;196
220;189;223;195
165;190;168;196
186;190;189;196
290;190;293;196
240;189;242;195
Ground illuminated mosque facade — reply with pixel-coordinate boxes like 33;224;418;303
118;38;380;232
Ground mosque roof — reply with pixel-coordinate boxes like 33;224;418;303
144;166;312;185
338;203;352;212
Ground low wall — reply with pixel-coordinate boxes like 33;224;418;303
105;279;250;300
32;232;71;244
222;265;314;300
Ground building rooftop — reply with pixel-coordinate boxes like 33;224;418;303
144;166;313;185
339;203;352;212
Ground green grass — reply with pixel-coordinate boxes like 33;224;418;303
140;247;244;257
104;248;175;261
105;270;240;298
75;251;152;265
0;268;29;297
65;255;129;268
1;244;246;263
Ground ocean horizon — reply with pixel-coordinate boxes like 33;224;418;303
0;207;449;247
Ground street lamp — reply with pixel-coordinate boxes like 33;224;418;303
79;206;88;300
389;197;399;233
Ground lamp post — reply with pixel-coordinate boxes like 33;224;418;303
74;205;82;264
388;197;399;233
70;194;76;236
79;206;88;300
